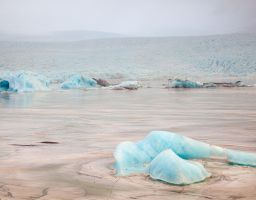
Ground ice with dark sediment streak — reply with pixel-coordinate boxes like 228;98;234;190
61;74;97;89
114;131;256;185
169;79;203;88
0;71;50;92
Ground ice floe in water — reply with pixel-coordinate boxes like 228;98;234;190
114;131;256;185
61;74;97;89
110;81;140;90
168;79;203;88
0;71;50;92
150;150;210;185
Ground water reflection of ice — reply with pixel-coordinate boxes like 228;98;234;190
0;92;48;108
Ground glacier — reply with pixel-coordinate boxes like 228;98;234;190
114;131;256;185
1;34;256;80
0;71;50;92
61;74;97;89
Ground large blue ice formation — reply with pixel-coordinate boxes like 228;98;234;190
169;79;203;88
114;131;256;185
0;71;50;92
149;150;210;185
114;131;224;176
61;74;97;89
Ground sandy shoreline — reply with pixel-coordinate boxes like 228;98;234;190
0;88;256;199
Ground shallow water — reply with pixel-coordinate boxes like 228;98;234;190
0;88;256;199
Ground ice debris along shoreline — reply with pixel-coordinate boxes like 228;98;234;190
0;71;253;92
0;71;50;92
168;79;251;88
109;81;140;90
114;131;256;185
0;71;140;92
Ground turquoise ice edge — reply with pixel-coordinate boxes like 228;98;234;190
0;71;140;92
114;131;256;185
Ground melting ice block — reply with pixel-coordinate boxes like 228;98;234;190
149;150;210;185
0;71;50;92
114;131;224;176
114;131;256;185
169;79;203;88
61;74;97;89
114;131;225;175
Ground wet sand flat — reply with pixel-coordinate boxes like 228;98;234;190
0;88;256;200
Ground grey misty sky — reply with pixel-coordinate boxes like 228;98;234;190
0;0;255;36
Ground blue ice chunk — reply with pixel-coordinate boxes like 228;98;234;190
0;71;50;92
114;131;227;176
114;131;218;176
61;74;97;89
137;131;212;159
0;80;9;91
114;142;151;175
169;79;203;88
114;131;256;184
149;150;210;185
227;149;256;167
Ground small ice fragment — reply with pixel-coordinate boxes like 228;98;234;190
111;81;140;90
168;79;203;88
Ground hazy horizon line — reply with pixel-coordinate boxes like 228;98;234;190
0;29;256;38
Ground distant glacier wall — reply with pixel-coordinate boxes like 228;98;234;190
0;34;255;81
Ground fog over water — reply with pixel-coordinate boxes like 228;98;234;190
0;0;255;36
